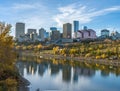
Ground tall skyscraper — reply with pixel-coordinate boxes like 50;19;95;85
63;23;72;39
39;28;45;41
15;22;25;38
73;21;79;32
27;29;37;34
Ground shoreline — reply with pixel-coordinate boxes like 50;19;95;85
18;50;120;67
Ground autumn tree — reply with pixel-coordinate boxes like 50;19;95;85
0;23;15;64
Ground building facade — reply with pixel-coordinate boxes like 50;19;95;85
27;29;37;35
15;22;25;38
73;21;79;32
51;30;60;40
39;28;45;41
63;23;72;39
101;29;109;37
30;32;38;42
50;27;57;31
77;27;96;40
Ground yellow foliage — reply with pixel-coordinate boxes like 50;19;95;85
101;54;107;59
85;53;91;57
5;78;17;86
53;46;59;54
0;22;15;64
96;56;101;59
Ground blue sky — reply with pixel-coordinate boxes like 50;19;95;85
0;0;120;36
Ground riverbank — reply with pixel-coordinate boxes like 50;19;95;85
0;67;30;91
18;50;120;67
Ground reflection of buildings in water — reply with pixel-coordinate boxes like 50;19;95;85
26;61;37;75
62;65;71;83
82;68;95;77
38;63;48;76
101;70;109;77
50;64;60;76
73;67;95;79
73;70;79;83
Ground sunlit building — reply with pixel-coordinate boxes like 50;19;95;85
39;28;45;41
73;21;79;32
15;22;25;38
77;26;96;40
63;23;72;39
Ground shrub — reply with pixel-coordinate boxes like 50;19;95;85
85;53;91;57
5;78;17;86
96;56;101;59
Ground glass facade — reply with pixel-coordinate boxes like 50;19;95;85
73;21;79;32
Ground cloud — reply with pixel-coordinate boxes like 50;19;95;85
12;3;37;10
0;3;53;36
53;3;120;27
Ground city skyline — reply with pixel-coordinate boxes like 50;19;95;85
0;0;120;36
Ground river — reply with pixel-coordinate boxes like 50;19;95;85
16;56;120;91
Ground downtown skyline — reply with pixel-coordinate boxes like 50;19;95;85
0;0;120;36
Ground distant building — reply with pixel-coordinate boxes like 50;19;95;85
27;29;37;34
101;29;109;37
50;27;57;31
30;32;37;42
63;23;72;39
51;30;60;40
17;34;30;42
15;22;25;38
45;32;50;39
83;26;88;30
77;26;96;40
39;28;45;41
111;31;120;40
73;21;79;32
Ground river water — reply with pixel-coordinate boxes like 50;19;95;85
16;57;120;91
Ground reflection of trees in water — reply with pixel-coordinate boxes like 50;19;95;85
0;86;28;91
17;57;120;86
16;61;24;76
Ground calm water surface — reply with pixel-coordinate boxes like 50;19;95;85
16;57;120;91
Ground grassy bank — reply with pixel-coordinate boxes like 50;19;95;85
18;49;120;67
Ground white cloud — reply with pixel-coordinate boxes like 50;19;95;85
0;3;53;36
53;3;120;27
12;3;36;10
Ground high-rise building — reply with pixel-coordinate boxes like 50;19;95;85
73;21;79;32
39;28;45;41
51;30;60;40
63;23;72;39
50;27;57;31
15;22;25;38
45;32;49;39
101;29;109;37
27;29;37;34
